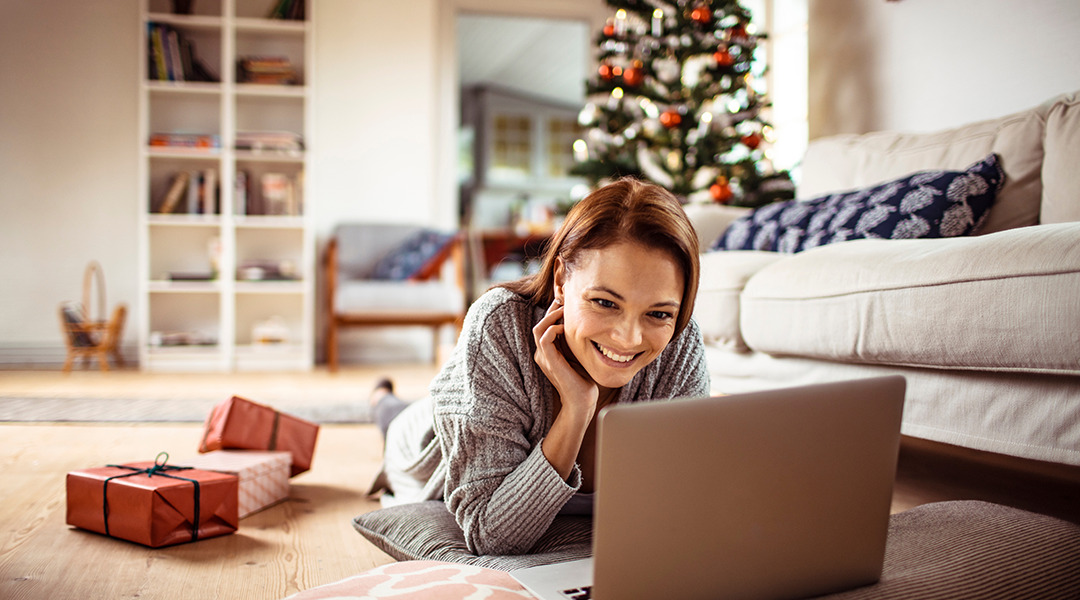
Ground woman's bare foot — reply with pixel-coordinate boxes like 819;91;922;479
370;378;394;407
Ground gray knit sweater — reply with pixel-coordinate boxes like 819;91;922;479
380;287;710;555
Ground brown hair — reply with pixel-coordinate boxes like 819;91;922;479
501;178;700;337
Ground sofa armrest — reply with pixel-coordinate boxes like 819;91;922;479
695;250;788;352
683;203;752;250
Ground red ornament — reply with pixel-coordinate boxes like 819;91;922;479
714;49;734;67
741;132;762;149
728;24;748;40
691;6;712;24
623;62;645;87
659;110;682;129
711;178;734;203
603;23;616;37
599;63;615;80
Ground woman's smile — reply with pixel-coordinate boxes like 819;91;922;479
592;341;640;365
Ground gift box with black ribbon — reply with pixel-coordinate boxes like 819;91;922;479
199;396;319;476
66;452;238;547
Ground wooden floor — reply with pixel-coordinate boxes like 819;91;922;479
1;366;1079;599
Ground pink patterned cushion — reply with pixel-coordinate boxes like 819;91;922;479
282;561;536;600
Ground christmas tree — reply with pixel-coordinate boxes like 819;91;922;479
573;0;794;208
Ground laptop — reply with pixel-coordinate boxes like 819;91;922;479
512;376;906;600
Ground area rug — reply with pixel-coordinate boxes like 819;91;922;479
0;396;372;424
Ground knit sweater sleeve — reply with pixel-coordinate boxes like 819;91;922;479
430;289;577;556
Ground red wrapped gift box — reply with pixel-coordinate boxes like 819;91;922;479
199;396;319;476
66;453;238;548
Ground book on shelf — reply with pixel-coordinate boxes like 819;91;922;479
146;22;219;82
149;132;221;150
157;170;191;214
237;56;297;85
235;131;304;153
235;170;249;216
154;169;219;214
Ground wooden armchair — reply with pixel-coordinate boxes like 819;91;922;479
59;261;127;372
324;224;466;371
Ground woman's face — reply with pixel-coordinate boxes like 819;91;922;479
555;241;684;391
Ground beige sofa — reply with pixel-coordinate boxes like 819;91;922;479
688;90;1080;468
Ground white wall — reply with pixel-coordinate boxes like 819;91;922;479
7;0;1072;365
312;0;439;234
808;0;1080;137
0;0;601;365
0;1;139;361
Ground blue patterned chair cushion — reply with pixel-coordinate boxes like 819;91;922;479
713;153;1005;253
371;230;456;280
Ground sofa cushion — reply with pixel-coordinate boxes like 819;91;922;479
738;222;1080;375
681;203;752;250
799;98;1054;234
714;154;1004;253
1042;90;1080;224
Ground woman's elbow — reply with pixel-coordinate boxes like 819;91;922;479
463;523;534;556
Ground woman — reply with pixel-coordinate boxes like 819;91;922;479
372;178;709;555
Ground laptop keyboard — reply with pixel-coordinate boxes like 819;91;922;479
560;586;592;599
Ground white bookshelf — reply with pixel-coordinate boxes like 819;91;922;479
137;0;314;372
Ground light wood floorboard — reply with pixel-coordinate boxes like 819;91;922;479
1;367;1078;599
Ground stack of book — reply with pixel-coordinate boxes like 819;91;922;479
237;57;297;85
147;23;219;82
235;131;304;153
149;133;221;150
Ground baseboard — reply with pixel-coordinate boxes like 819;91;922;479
0;343;139;368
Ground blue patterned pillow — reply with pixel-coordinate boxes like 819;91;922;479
713;153;1005;253
371;229;456;280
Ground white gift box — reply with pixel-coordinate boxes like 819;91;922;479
178;450;291;518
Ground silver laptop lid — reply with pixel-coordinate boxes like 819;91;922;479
592;376;906;600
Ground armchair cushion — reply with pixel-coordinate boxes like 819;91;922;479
334;280;465;316
713;154;1004;253
371;230;457;281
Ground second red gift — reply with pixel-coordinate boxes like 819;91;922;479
199;396;318;476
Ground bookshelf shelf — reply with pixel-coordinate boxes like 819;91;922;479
235;83;306;97
138;0;314;372
235;17;308;34
146;13;224;30
148;280;223;292
146;80;222;94
148;214;222;226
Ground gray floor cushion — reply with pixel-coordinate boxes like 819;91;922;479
352;500;592;571
353;500;1080;598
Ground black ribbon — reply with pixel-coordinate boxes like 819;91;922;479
102;451;202;543
268;411;281;450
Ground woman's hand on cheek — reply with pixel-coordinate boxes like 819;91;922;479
534;298;598;482
533;299;599;417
